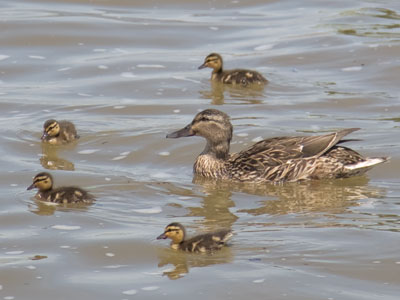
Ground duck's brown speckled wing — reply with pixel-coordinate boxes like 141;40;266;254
180;229;232;253
221;69;267;85
228;128;361;181
39;187;94;204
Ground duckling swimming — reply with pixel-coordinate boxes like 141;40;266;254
157;222;232;253
198;53;267;86
41;119;79;145
166;109;388;183
27;172;94;204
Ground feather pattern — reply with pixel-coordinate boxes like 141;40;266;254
42;119;79;145
198;53;267;86
167;109;388;183
27;172;94;204
157;222;232;253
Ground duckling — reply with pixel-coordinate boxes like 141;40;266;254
27;172;94;204
198;53;268;86
41;119;79;145
166;109;388;183
157;222;232;253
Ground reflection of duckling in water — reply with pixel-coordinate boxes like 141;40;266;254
167;109;388;183
199;80;265;105
157;222;232;253
27;172;94;204
40;143;75;171
41;119;79;145
157;245;233;280
198;53;268;86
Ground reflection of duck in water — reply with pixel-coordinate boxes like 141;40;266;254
194;175;386;215
41;119;79;145
40;143;75;171
27;172;94;204
198;53;268;86
157;246;233;280
167;109;388;183
199;80;265;105
157;222;232;253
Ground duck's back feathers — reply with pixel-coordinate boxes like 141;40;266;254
232;128;361;166
37;186;94;204
217;69;268;86
58;120;79;142
180;229;233;253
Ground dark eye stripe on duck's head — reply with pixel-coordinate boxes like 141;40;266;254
192;109;230;125
44;119;58;129
34;175;50;184
157;223;185;240
42;119;60;139
166;109;231;140
198;53;223;70
46;123;58;133
205;53;222;62
27;172;53;191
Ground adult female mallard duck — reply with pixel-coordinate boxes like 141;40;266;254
198;53;268;85
166;109;388;183
157;222;232;253
27;172;94;204
41;119;79;145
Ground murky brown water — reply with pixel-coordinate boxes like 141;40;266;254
1;0;400;299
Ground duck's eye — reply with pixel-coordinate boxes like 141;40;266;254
198;117;209;122
47;124;57;132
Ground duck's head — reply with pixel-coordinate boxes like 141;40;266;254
198;53;223;72
27;172;53;192
157;222;186;244
166;109;232;147
42;119;60;140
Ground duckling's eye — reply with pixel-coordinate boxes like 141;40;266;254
47;124;57;132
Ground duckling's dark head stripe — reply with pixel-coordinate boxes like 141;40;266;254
33;172;52;182
34;175;48;183
46;123;58;132
166;226;180;232
206;53;221;61
44;119;58;129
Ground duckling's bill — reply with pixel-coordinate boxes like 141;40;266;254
27;183;35;190
40;132;48;140
198;62;207;69
156;232;168;240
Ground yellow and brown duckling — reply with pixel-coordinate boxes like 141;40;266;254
166;109;388;183
27;172;94;204
41;119;79;145
157;222;232;253
198;53;268;86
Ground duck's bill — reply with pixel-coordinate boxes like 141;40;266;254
198;63;207;69
157;233;167;240
27;183;35;190
166;125;194;138
41;132;48;140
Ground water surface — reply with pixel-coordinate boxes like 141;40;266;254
1;0;400;299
